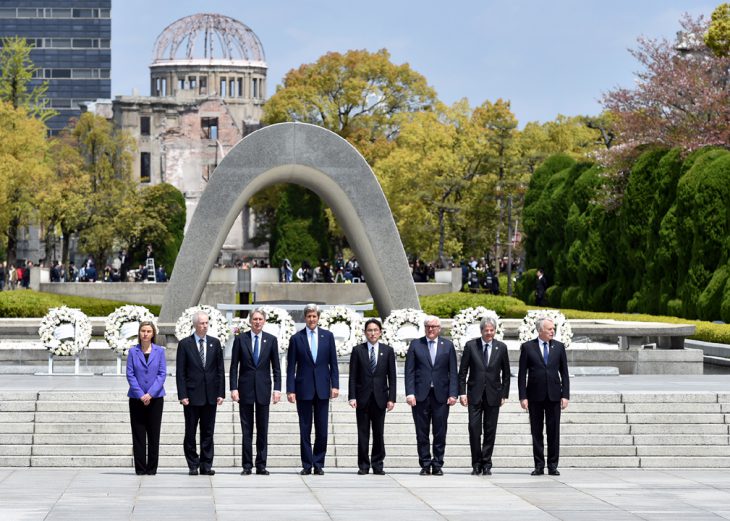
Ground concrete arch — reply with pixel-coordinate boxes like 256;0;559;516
159;122;419;323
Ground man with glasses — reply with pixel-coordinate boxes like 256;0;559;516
405;315;458;475
348;318;397;475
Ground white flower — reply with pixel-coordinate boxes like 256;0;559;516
232;306;296;352
319;306;365;356
382;308;428;358
38;306;92;357
104;305;157;356
518;309;573;348
451;307;504;353
175;305;231;344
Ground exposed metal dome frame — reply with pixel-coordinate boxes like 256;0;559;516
152;13;265;63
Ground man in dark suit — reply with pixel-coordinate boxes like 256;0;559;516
230;307;281;476
458;316;510;476
535;268;548;306
176;311;225;476
518;316;570;476
405;315;458;476
287;303;339;475
348;318;397;475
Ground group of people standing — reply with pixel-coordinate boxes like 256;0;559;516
126;306;570;477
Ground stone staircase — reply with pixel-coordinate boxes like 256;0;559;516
1;390;729;468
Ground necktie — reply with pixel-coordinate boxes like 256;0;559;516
484;342;491;366
429;340;436;365
310;330;318;361
253;335;259;366
369;345;376;372
543;341;549;364
198;338;205;366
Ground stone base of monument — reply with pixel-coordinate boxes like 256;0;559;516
2;389;730;468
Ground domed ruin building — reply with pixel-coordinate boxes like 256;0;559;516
113;13;267;263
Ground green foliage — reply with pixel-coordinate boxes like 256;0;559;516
122;183;186;273
0;36;55;121
269;185;331;269
706;3;730;57
0;290;159;318
419;293;528;318
522;147;730;321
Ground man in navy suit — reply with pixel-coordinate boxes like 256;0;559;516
348;318;397;475
230;307;281;475
287;303;339;475
458;316;510;476
405;315;458;475
176;311;225;476
518;316;570;476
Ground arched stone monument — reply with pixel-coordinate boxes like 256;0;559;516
159;122;420;323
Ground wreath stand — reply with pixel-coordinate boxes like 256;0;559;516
101;354;125;376
35;352;93;376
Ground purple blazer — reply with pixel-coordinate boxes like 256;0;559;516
126;343;167;399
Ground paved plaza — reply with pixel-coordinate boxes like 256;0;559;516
1;467;730;521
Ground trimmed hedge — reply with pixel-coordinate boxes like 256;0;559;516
0;290;160;318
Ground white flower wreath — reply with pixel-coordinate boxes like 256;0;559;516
319;306;365;356
518;309;573;348
38;306;92;357
175;305;231;344
451;307;504;352
104;305;157;356
232;305;296;351
382;308;428;358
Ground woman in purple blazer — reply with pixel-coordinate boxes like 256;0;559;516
126;321;167;475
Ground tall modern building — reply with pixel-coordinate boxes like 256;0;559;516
0;0;111;134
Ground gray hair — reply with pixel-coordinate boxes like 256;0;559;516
250;307;267;320
192;311;209;325
535;316;554;334
480;316;497;331
303;303;321;316
423;315;440;327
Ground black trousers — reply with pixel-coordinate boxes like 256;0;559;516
355;395;386;471
183;403;217;471
411;389;450;470
467;398;500;470
129;397;163;474
296;395;329;470
239;402;270;471
528;399;561;470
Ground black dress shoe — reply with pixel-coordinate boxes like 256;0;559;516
548;469;560;476
357;469;369;475
373;469;386;475
471;467;481;476
300;468;312;475
531;469;544;476
200;469;215;476
432;468;444;476
188;469;199;476
146;470;157;476
483;468;492;476
240;469;252;476
256;469;270;475
313;468;324;475
419;467;431;476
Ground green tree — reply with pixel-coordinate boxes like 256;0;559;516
706;3;730;57
0;102;50;266
70;113;136;268
0;36;55;122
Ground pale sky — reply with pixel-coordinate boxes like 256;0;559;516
113;1;716;125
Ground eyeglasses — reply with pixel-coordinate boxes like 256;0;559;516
425;325;441;329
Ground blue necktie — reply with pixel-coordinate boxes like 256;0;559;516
253;335;259;366
543;341;549;364
310;330;318;361
370;345;376;372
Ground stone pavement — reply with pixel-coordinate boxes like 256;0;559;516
1;467;730;521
